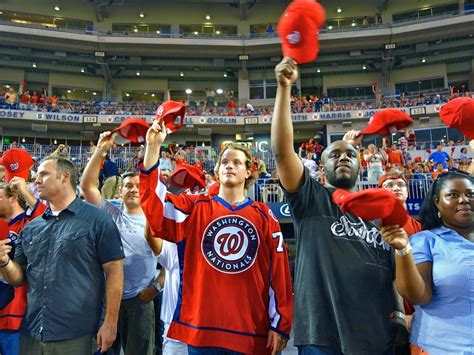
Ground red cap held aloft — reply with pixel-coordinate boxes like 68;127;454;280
155;101;186;134
170;164;206;191
277;0;326;64
439;97;474;140
360;109;413;137
112;117;150;144
332;188;409;226
0;148;34;183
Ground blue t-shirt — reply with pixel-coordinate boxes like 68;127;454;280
428;151;450;169
410;226;474;354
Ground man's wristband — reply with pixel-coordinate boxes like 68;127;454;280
0;259;10;269
395;243;412;256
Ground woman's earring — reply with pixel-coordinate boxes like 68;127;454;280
437;211;442;219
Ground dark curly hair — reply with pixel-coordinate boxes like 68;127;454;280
419;171;474;230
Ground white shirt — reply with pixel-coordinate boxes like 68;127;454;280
157;240;180;324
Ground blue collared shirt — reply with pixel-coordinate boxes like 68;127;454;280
410;226;474;354
14;197;125;342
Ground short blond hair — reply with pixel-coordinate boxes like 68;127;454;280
214;143;257;190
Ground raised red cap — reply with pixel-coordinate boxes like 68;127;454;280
112;117;150;144
439;97;474;140
0;148;34;182
155;101;186;134
360;109;413;137
277;0;326;64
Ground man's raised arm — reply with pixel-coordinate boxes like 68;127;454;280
81;132;116;206
271;57;304;192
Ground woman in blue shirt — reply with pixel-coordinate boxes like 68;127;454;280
381;171;474;355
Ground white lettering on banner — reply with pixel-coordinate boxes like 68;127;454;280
206;117;237;124
257;141;269;153
280;204;291;217
0;110;26;119
37;113;81;122
330;215;390;251
406;203;420;211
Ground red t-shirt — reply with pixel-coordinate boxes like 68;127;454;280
0;201;46;330
386;149;404;166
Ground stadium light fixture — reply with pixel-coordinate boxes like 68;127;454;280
22;138;26;143
92;92;97;96
54;4;60;11
67;89;71;93
351;20;356;27
216;30;220;35
328;25;333;30
180;72;184;77
205;13;211;21
421;58;426;63
224;73;228;77
362;65;367;70
194;31;199;35
32;63;37;68
139;11;145;18
125;93;130;97
133;27;138;33
337;7;342;13
216;88;224;94
156;30;160;34
317;68;321;73
151;93;155;97
185;89;193;94
80;68;85;73
136;71;141;76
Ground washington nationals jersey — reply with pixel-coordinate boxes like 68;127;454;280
0;201;46;330
140;164;293;354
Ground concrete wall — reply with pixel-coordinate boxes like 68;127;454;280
0;69;25;84
323;73;381;93
388;64;447;93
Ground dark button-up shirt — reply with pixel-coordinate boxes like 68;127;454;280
14;197;125;342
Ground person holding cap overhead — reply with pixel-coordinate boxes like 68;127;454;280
81;131;160;355
139;119;293;355
272;57;406;354
381;171;474;354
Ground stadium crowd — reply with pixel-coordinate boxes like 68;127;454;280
0;63;473;355
2;82;471;117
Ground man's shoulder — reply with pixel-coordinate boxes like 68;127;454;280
77;199;116;222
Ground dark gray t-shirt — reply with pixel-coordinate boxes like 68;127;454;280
284;169;396;354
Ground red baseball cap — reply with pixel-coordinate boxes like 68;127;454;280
112;117;150;144
439;97;474;140
155;101;186;134
277;0;326;64
170;164;206;191
0;148;34;183
332;188;409;226
377;172;408;188
360;109;413;137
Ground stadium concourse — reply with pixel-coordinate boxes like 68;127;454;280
0;0;474;354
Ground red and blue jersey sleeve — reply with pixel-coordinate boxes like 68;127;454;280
263;204;294;339
139;162;196;242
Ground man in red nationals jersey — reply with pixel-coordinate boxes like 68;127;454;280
0;179;45;355
139;120;293;355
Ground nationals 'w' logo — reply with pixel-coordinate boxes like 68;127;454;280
201;215;260;274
